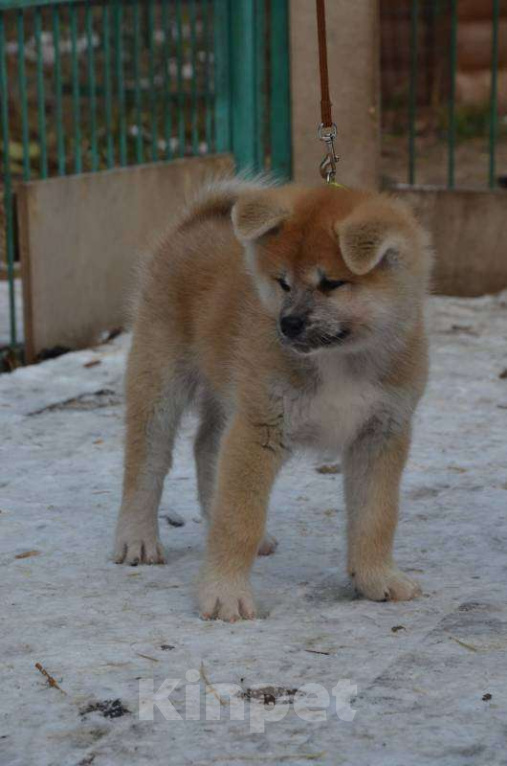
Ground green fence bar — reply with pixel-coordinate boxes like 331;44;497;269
114;0;127;166
52;4;65;175
147;0;158;161
176;0;185;156
408;0;418;186
270;0;291;179
0;10;17;346
85;3;98;171
34;6;48;177
255;0;265;170
489;0;500;189
102;3;114;168
0;0;83;8
203;0;213;152
213;0;231;154
70;3;82;173
447;0;457;189
231;0;257;170
190;0;198;154
16;10;30;180
132;0;144;164
161;0;172;159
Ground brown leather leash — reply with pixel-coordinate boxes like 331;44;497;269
316;0;340;184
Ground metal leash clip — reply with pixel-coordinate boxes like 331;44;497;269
318;122;339;183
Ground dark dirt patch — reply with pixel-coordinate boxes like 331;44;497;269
240;686;300;706
165;513;185;528
36;346;71;362
440;324;480;337
457;602;491;613
316;464;341;475
80;699;130;719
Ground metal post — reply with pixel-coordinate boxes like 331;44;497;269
408;0;418;186
213;0;232;154
0;10;17;346
448;0;457;189
270;0;291;179
489;0;500;189
230;0;257;170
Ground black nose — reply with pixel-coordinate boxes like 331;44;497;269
280;315;306;339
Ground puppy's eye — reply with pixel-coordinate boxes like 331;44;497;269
319;277;348;292
276;277;291;293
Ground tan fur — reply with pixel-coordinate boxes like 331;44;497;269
114;178;432;621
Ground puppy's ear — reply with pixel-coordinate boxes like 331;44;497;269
336;210;409;276
232;191;290;243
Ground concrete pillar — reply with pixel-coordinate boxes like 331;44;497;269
289;0;380;189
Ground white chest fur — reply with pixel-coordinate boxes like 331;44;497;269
283;355;382;454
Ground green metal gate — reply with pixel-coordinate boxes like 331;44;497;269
0;0;291;367
380;0;506;190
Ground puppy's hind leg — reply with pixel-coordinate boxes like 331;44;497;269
344;425;421;601
194;396;225;521
114;335;189;565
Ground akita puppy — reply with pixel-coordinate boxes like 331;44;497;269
114;178;432;621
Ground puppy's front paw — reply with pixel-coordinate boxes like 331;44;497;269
114;523;166;566
351;566;421;602
198;572;257;622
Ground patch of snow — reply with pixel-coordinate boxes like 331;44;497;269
0;278;23;347
1;293;507;765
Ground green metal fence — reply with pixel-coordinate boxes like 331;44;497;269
0;0;291;367
381;0;506;190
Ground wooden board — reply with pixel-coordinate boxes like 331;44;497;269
457;70;507;111
395;186;507;297
17;155;234;362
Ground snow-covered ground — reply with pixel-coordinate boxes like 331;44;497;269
1;293;507;766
